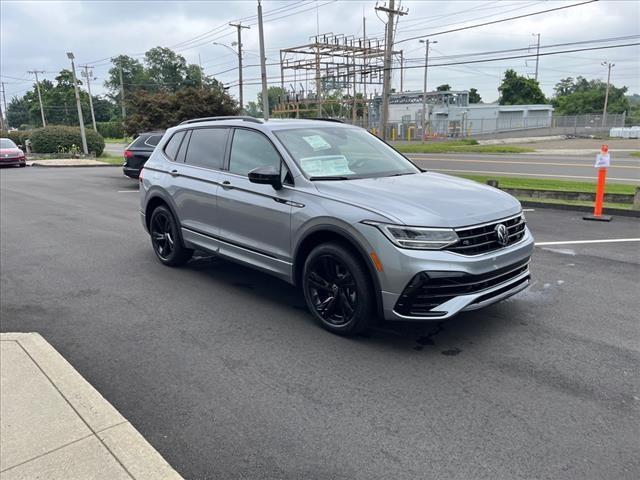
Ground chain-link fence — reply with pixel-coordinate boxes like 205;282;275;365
352;113;627;141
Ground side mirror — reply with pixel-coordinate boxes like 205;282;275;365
248;165;282;190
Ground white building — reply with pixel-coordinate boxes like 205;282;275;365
373;90;553;137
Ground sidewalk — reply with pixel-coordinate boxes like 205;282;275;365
27;159;118;167
0;333;183;479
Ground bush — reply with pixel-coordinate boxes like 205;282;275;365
0;130;33;148
30;126;105;156
92;121;124;139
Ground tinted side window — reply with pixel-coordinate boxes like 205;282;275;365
184;128;228;170
163;131;185;161
229;129;280;176
145;134;163;147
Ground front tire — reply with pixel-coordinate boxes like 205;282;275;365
302;243;375;335
149;205;193;266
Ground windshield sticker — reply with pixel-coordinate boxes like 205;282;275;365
302;135;332;151
300;155;354;176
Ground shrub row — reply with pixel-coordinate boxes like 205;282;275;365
91;121;125;139
0;130;32;148
30;126;105;156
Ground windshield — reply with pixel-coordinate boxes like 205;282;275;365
1;138;18;149
274;127;420;179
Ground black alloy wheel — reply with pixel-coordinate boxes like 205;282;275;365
302;243;374;335
149;205;193;266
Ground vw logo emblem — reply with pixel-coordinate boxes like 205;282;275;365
495;224;509;246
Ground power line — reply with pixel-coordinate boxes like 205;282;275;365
395;0;599;44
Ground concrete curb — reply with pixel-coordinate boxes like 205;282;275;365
0;333;183;480
519;200;640;218
29;162;120;168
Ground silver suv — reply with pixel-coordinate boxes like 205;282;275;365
140;117;533;335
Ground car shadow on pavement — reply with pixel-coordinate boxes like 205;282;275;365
184;252;525;356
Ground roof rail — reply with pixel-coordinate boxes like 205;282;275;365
179;116;263;125
309;118;345;123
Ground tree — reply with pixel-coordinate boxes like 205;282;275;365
436;84;451;91
6;97;31;129
144;47;188;92
124;86;238;135
257;86;285;116
468;88;482;104
552;76;629;115
105;55;148;101
498;69;546;105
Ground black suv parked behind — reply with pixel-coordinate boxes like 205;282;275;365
123;131;164;178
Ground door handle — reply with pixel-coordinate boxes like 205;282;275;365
221;180;233;189
169;169;179;177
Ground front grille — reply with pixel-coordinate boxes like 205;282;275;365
394;259;530;317
447;214;526;255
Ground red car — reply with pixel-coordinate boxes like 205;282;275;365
0;138;27;167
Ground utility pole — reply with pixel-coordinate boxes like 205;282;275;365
257;0;269;120
602;61;615;127
229;22;250;114
118;64;126;124
363;15;368;128
419;39;436;142
399;50;404;93
376;0;407;140
0;85;4;131
198;53;204;90
532;33;541;81
28;70;47;127
66;52;88;155
1;82;7;123
80;65;97;132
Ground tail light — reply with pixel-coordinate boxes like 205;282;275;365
124;150;133;158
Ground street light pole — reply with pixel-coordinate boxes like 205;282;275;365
257;0;269;120
601;61;615;127
66;52;88;155
419;39;436;143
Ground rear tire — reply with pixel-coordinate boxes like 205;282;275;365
302;242;375;335
149;205;193;266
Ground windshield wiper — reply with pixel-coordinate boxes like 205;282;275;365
387;172;416;177
309;176;353;181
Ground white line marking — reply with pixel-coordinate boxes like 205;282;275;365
425;168;640;183
410;157;640;169
535;238;640;246
117;190;139;193
523;208;536;212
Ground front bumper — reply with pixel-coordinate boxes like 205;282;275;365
0;158;26;167
356;222;534;321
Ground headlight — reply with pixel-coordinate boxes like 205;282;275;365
363;221;459;250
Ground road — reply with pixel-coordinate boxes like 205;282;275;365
408;152;640;184
105;141;640;184
1;167;639;480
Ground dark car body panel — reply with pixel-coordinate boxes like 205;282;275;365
123;132;164;178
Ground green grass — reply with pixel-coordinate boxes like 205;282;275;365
455;174;636;195
98;153;124;165
395;140;534;154
630;151;640;158
514;196;632;210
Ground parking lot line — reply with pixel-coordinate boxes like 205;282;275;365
117;190;139;193
535;238;640;246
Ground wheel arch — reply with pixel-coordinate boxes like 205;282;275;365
144;192;187;245
293;225;384;318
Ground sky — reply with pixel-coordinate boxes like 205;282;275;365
1;0;639;107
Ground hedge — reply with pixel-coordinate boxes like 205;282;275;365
0;130;33;148
30;126;105;156
91;121;125;139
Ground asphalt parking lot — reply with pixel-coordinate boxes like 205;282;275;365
1;167;639;480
